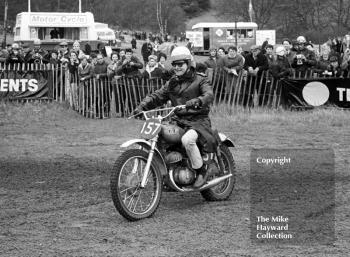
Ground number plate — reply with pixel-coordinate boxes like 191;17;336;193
140;118;162;139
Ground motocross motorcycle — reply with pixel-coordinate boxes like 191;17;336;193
110;105;235;221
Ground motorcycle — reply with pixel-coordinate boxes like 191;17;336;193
110;105;235;221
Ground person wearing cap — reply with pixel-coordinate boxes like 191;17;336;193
58;41;70;64
142;54;165;79
26;39;49;64
116;48;143;78
244;45;269;76
269;46;292;79
204;48;218;69
133;46;218;188
291;36;316;76
6;43;25;64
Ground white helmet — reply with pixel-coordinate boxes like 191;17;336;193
297;36;306;44
170;46;192;63
275;46;285;56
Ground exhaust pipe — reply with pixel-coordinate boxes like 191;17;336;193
197;174;232;191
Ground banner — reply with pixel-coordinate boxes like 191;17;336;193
281;78;350;108
0;69;52;100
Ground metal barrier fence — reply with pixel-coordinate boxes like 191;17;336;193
1;63;349;118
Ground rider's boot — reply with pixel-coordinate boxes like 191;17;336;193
193;158;219;188
193;165;208;188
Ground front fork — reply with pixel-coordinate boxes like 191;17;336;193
140;136;158;188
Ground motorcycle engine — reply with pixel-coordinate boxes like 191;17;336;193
173;166;196;186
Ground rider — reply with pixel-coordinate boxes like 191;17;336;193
133;46;218;188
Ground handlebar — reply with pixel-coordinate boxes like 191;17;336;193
128;105;186;120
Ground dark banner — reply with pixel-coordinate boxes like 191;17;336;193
0;70;52;100
281;78;350;108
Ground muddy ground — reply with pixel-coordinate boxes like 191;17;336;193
0;103;349;257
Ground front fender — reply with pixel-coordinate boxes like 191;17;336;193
120;139;167;176
218;133;235;148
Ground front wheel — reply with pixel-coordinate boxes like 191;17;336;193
110;149;162;221
200;145;236;201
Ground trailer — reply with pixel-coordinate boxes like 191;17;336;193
189;22;258;54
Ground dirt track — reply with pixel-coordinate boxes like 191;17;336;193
1;103;349;257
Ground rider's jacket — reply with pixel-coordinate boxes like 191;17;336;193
139;68;218;153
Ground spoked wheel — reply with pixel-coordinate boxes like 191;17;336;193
200;145;236;201
110;149;162;221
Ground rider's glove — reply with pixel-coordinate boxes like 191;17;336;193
185;98;202;109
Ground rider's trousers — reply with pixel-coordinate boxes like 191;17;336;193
181;129;203;169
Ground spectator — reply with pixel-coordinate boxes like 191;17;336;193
291;36;317;76
6;43;25;64
72;41;86;61
269;46;291;79
26;39;48;64
84;43;92;56
282;38;295;66
195;62;208;77
107;52;122;79
265;44;275;67
153;38;161;56
320;56;342;77
93;53;108;80
117;48;143;77
243;45;269;106
49;51;60;65
50;28;59;39
204;48;218;69
185;38;194;53
341;47;350;74
218;46;244;75
157;52;167;69
244;45;269;77
131;36;137;49
67;51;80;79
141;38;153;64
217;47;226;58
58;41;70;64
78;55;94;82
142;55;164;79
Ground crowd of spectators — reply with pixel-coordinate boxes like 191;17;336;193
201;34;350;80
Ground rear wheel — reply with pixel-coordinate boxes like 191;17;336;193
200;145;235;201
110;149;162;221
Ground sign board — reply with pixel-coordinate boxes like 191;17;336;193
256;30;276;46
29;13;88;27
185;31;203;47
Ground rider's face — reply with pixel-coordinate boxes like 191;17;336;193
172;61;188;76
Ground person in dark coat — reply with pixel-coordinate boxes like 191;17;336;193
133;46;218;188
93;53;108;79
291;36;317;77
116;48;143;78
243;45;269;106
204;48;218;69
269;46;292;79
131;36;137;49
141;38;153;64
